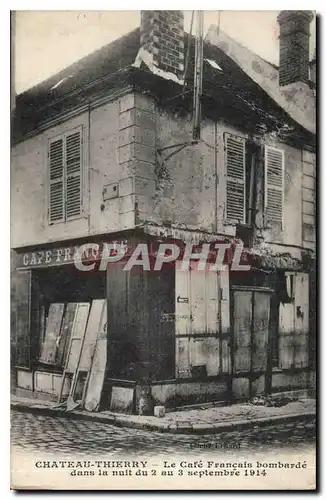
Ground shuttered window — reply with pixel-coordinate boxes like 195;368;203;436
225;134;246;223
264;146;284;226
48;128;82;224
49;138;64;222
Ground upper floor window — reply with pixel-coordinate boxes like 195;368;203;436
48;128;82;224
224;135;285;229
264;146;284;228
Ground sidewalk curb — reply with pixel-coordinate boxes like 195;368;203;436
11;402;316;435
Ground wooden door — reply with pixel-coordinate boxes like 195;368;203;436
252;292;270;372
233;290;252;373
232;288;271;398
175;262;229;379
278;272;309;369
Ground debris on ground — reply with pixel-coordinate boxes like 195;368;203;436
249;395;298;407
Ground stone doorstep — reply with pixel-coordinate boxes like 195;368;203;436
11;398;316;435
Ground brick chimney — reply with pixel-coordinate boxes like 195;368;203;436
277;10;313;87
140;11;184;80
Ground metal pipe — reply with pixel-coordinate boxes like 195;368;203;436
192;11;204;140
182;10;195;95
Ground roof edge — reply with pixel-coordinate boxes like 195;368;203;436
206;25;316;135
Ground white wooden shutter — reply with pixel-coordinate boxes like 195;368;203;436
225;134;246;222
49;138;64;223
65;130;82;219
265;146;284;226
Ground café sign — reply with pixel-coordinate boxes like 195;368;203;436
16;238;250;271
17;240;129;269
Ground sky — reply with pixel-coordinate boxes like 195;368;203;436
13;10;316;94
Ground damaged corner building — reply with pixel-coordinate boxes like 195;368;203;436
11;10;316;413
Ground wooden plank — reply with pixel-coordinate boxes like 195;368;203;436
189;338;206;367
146;267;175;381
57;303;77;367
293;333;309;369
206;271;219;334
175;337;191;378
188;336;219;376
106;251;175;382
84;301;107;412
30;273;45;362
38;305;46;352
175;264;191;336
34;371;54;394
279;332;295;369
65;303;90;373
79;299;106;372
17;370;33;390
110;386;134;414
220;268;231;373
190;267;206;334
251;374;265;397
57;303;90;405
14;270;32;368
220;268;230;331
233;291;251;373
279;302;294;369
221;338;231;374
294;273;309;333
53;373;70;398
294;273;309;368
204;337;220;376
279;302;294;333
39;303;65;365
252;291;270;372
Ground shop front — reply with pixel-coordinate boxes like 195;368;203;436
11;232;233;412
11;232;312;414
12;235;128;407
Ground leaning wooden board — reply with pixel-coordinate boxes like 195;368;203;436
57;302;91;404
79;299;107;372
57;303;78;367
65;303;91;374
39;303;65;364
84;300;107;412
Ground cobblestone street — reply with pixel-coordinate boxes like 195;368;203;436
11;409;316;459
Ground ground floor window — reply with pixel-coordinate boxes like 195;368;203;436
31;266;106;370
